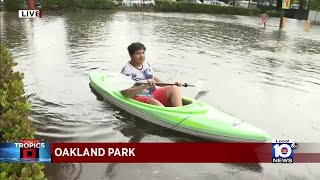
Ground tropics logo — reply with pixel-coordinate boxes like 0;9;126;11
15;139;45;159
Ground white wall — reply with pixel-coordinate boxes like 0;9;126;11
122;0;155;6
308;10;320;25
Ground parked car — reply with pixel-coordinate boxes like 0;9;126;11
203;0;228;6
35;0;41;6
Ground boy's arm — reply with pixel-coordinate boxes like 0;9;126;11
154;76;162;82
121;84;149;98
154;76;169;87
154;76;181;87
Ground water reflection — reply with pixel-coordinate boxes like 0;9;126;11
0;12;29;51
64;10;114;48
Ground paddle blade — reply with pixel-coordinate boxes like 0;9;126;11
194;80;210;100
106;73;136;92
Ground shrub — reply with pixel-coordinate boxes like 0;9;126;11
3;0;24;11
309;0;320;10
74;0;114;10
41;0;114;10
154;1;280;17
42;0;75;9
0;45;47;180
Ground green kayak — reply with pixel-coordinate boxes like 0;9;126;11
89;71;271;142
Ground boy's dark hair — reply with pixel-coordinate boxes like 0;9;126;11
127;42;146;55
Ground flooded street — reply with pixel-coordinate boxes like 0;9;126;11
1;10;320;179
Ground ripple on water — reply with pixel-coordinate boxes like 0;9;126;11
312;121;320;132
45;163;83;180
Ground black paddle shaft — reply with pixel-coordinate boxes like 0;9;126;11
136;82;194;87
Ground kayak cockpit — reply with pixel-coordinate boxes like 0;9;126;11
115;91;193;106
182;98;193;106
112;91;208;114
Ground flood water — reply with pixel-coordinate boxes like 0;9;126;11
1;10;320;180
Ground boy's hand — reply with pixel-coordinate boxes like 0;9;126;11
146;79;156;87
174;81;182;87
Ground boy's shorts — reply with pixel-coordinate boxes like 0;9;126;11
133;87;171;107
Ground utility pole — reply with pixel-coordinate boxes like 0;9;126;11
315;9;319;24
277;0;282;30
278;0;289;30
279;10;284;30
27;0;36;10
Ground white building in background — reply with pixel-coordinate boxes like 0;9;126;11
203;0;229;6
122;0;155;6
235;1;257;8
308;10;320;25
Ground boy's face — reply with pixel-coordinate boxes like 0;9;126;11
130;49;145;65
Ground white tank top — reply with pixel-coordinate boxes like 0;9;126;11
120;61;155;96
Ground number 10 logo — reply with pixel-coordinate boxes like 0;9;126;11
273;144;292;158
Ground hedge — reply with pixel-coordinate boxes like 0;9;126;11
74;0;114;9
309;0;320;10
41;0;114;10
41;0;74;9
3;0;24;11
0;45;47;180
154;0;281;17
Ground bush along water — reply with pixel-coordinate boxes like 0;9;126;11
3;0;24;11
0;45;47;180
154;1;281;17
41;0;114;10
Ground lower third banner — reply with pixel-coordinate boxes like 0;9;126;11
50;142;320;163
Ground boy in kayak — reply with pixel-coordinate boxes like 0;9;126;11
120;42;183;107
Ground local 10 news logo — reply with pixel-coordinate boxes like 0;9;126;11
272;139;298;163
